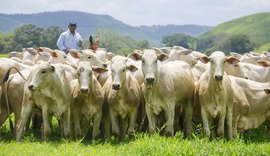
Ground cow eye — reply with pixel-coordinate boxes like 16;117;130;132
122;69;126;72
234;64;238;67
155;59;157;63
210;60;214;63
88;56;91;59
80;68;84;72
41;70;46;74
63;56;67;58
142;59;145;64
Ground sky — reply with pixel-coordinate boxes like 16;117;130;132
0;0;269;26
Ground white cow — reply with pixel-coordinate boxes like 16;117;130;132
141;49;195;138
16;62;72;141
229;75;270;138
103;56;142;141
71;61;107;140
197;51;236;140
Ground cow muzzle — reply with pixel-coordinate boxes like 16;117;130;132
28;84;35;91
145;77;155;84
214;75;223;81
112;84;120;90
80;88;89;93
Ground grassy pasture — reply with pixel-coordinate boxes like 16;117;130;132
0;53;8;58
0;117;270;155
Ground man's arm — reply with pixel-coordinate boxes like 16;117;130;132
77;33;83;48
56;34;66;51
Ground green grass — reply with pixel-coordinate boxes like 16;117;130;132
1;117;270;155
200;12;270;47
257;42;270;52
0;53;8;58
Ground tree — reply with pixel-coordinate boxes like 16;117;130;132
41;25;63;49
93;28;150;55
12;24;44;51
161;33;197;49
0;24;63;53
216;34;255;54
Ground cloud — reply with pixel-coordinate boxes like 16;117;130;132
0;0;269;26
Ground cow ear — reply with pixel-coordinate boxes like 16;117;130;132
92;66;108;74
95;37;100;45
89;35;93;43
257;60;270;67
51;65;55;72
157;53;168;62
129;52;142;61
127;64;138;72
264;89;270;94
226;56;240;65
36;47;43;52
199;56;210;64
50;51;58;57
69;50;81;59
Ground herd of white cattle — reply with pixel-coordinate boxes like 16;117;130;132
1;46;270;142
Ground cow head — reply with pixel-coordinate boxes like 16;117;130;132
200;51;238;81
77;61;107;93
28;62;55;91
69;49;107;68
48;50;67;64
110;56;138;90
141;49;168;87
224;56;247;79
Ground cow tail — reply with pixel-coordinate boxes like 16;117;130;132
2;67;26;134
0;67;13;116
4;78;14;133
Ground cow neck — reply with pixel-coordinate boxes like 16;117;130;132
89;76;103;98
49;73;68;99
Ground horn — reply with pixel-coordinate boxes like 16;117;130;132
89;36;93;44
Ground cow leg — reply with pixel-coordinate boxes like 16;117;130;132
0;106;8;127
101;113;111;141
184;100;193;139
62;108;71;140
119;117;128;141
201;107;210;139
232;114;239;139
164;104;175;137
41;105;51;141
16;101;34;142
92;112;102;140
226;106;233;140
217;110;226;138
110;109;120;139
73;106;82;140
174;105;181;132
145;104;156;134
128;110;137;139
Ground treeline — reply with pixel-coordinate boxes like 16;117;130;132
162;33;256;55
0;24;150;55
0;24;63;54
0;23;256;55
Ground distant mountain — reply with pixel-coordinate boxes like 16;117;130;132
0;11;211;45
200;12;270;50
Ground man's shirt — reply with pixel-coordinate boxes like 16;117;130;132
57;30;83;51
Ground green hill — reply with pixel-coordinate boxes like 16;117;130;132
200;12;270;48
